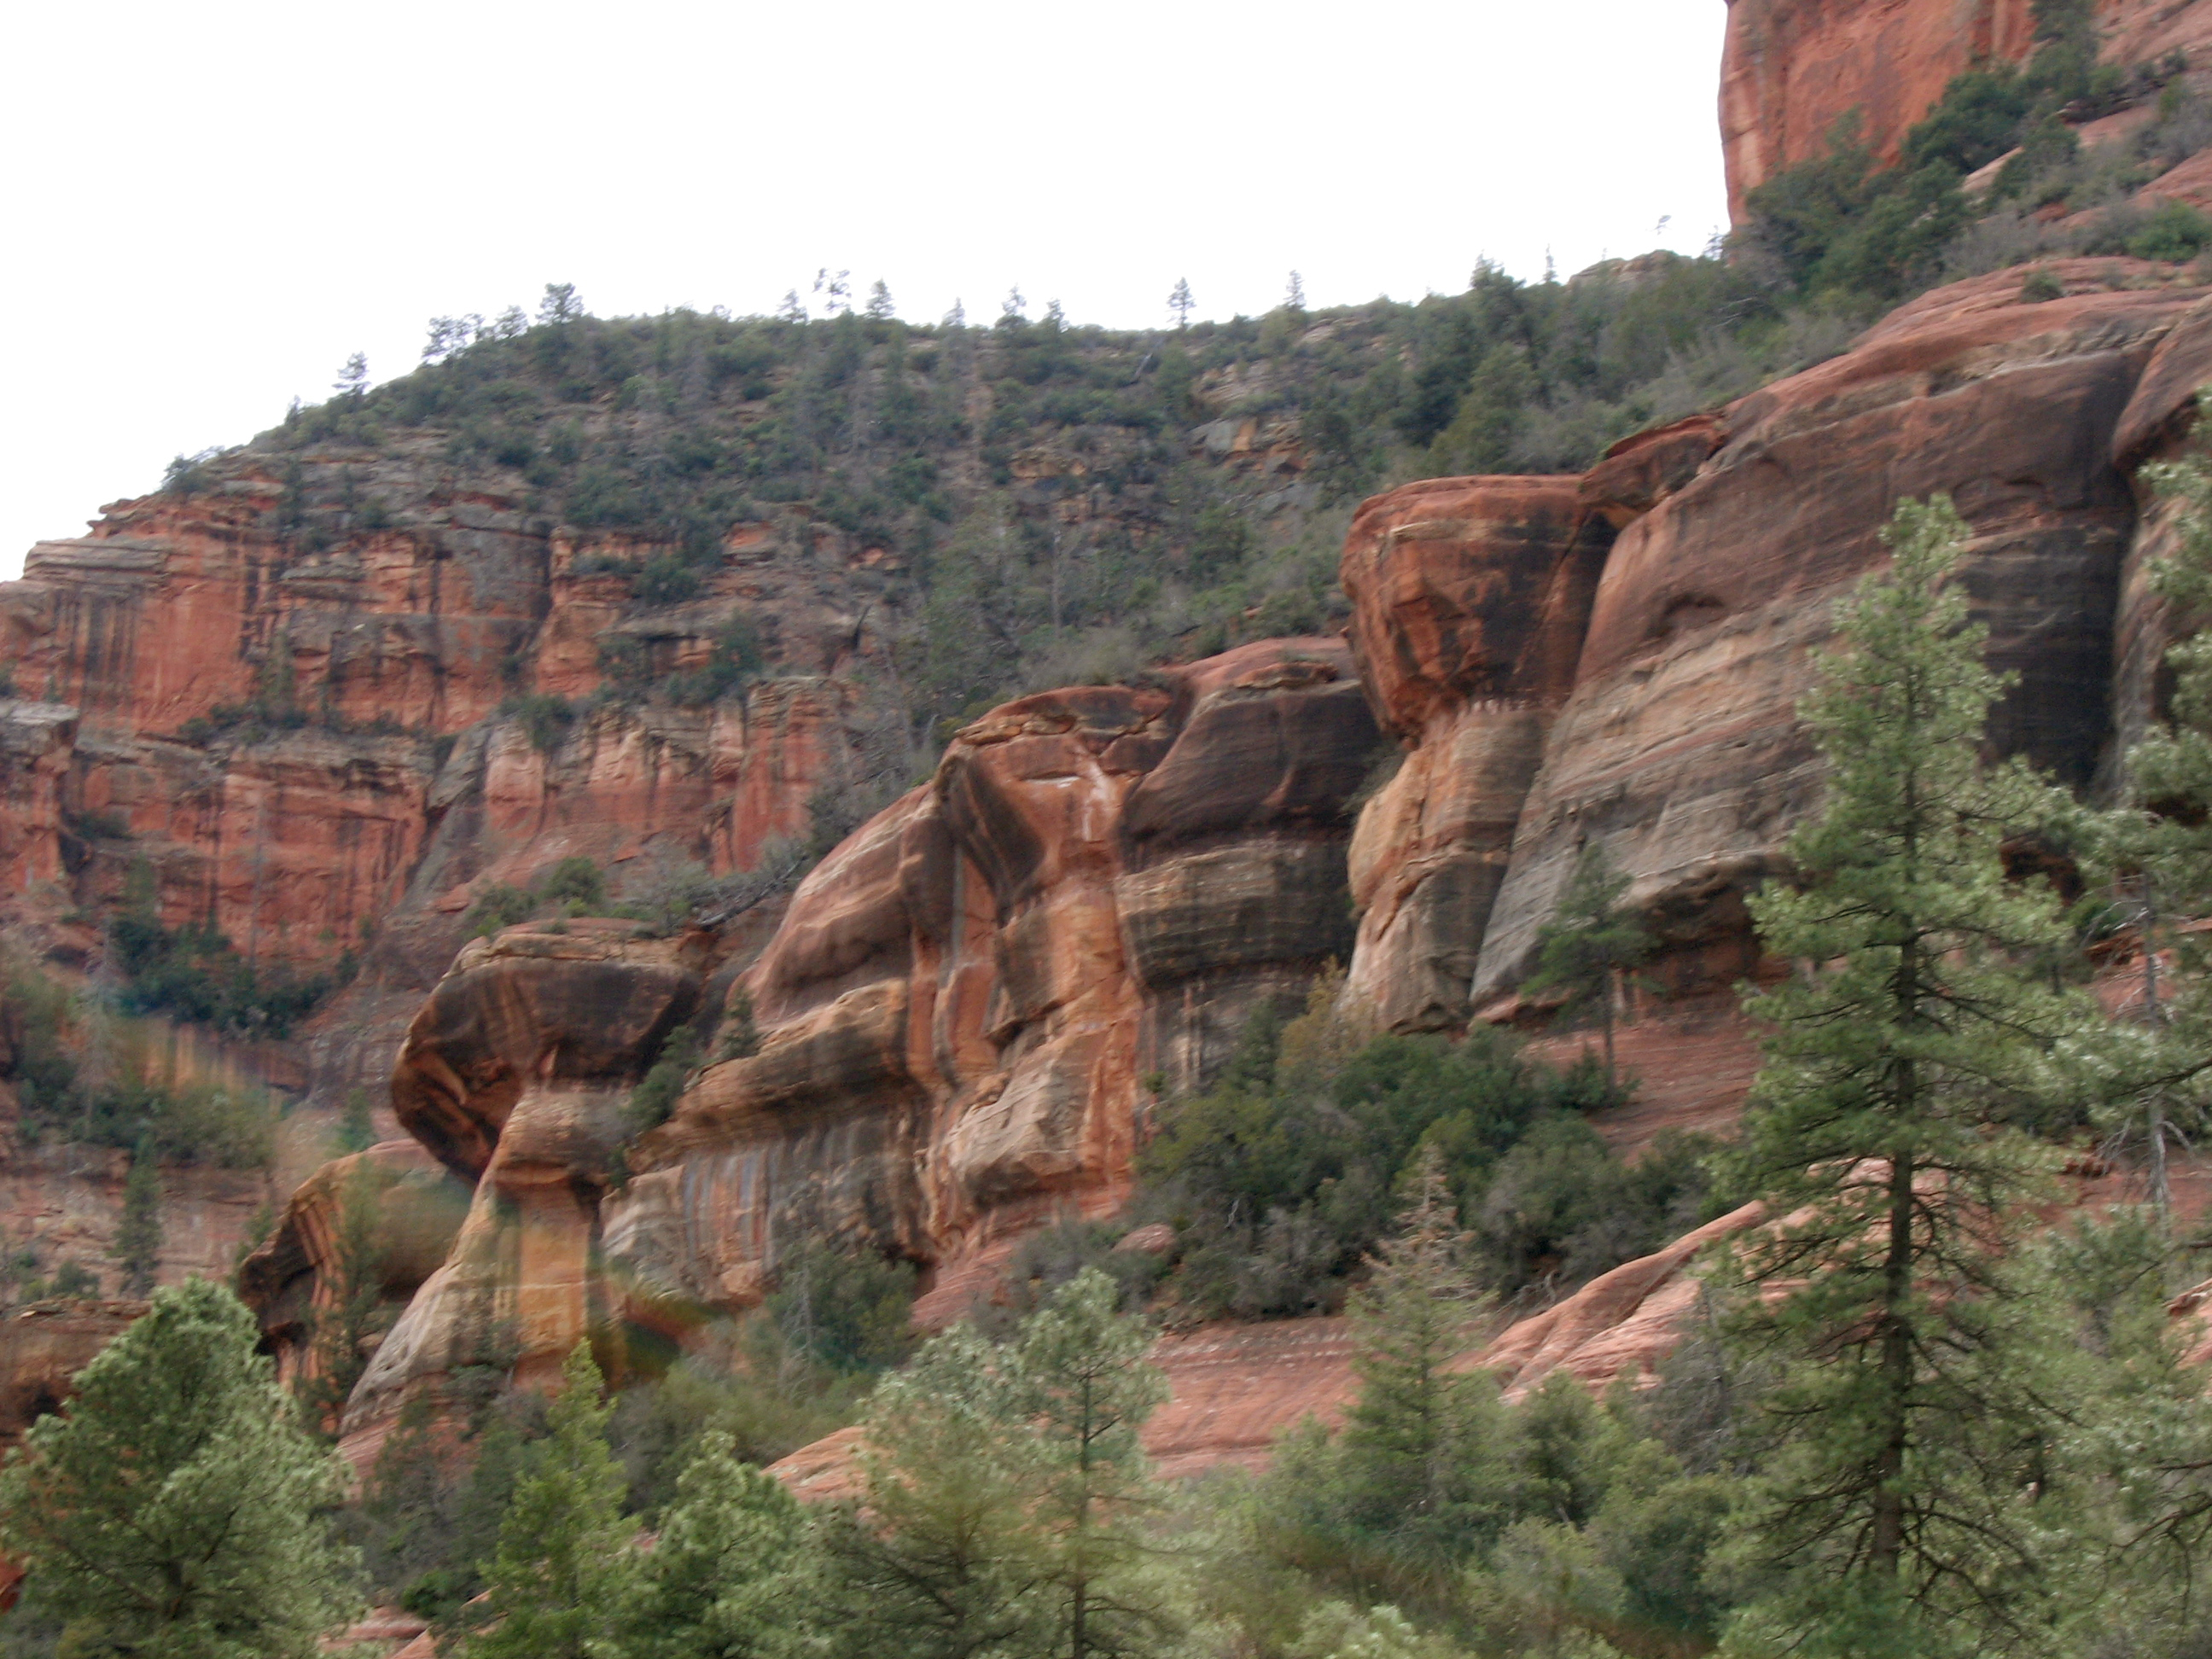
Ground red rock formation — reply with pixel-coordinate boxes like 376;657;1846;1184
342;923;708;1452
236;1138;471;1399
0;1298;143;1457
1719;0;2212;224
344;640;1379;1453
1339;478;1613;1032
1473;1202;1768;1400
1472;260;2210;1004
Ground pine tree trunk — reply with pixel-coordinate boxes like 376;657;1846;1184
1870;1147;1914;1582
1602;967;1617;1090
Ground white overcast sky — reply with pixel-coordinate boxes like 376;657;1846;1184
0;1;1732;578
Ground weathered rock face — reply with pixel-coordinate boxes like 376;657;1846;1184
341;639;1377;1452
1338;478;1614;1032
237;1139;472;1399
622;637;1376;1282
0;446;899;1081
341;923;707;1450
1470;260;2210;1003
1719;0;2212;224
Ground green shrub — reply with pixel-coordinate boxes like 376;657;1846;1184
463;884;533;938
1140;987;1639;1319
108;891;336;1039
2020;266;2066;302
762;1241;918;1376
498;693;577;754
622;1025;701;1137
661;613;764;707
537;856;606;911
2128;198;2212;260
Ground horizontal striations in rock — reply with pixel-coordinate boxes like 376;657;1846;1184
347;923;708;1455
1120;637;1380;1090
575;643;1381;1382
1339;478;1613;1033
1472;262;2208;1004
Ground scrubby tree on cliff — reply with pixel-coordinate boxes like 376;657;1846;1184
1522;844;1653;1090
464;1341;630;1659
111;1136;160;1296
1720;495;2091;1655
1292;1150;1513;1581
0;1277;359;1657
2092;451;2212;1203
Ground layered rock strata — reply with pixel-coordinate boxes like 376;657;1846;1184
341;923;708;1446
1466;260;2211;1001
339;639;1379;1454
1719;0;2212;224
1339;476;1613;1032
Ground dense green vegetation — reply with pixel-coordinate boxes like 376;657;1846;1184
108;861;347;1038
218;245;1879;753
1134;983;1720;1320
0;1280;358;1657
0;954;281;1171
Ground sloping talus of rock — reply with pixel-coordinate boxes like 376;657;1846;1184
1338;477;1615;1032
1471;260;2210;1004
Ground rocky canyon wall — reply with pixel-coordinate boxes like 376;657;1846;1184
32;0;2212;1479
1719;0;2212;222
330;637;1381;1452
312;250;2212;1462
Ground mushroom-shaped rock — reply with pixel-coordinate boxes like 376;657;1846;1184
343;923;705;1465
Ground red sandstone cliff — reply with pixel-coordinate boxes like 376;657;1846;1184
27;2;2212;1489
333;637;1381;1454
205;245;2212;1475
1720;0;2212;223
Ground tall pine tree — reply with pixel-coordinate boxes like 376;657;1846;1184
0;1277;359;1656
1013;1268;1173;1659
608;1428;815;1659
464;1341;629;1659
1721;495;2088;1656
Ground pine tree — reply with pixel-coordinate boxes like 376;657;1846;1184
111;1136;161;1296
1330;1150;1511;1579
1167;277;1194;330
609;1428;815;1659
335;1086;378;1153
824;1271;1175;1659
1014;1268;1173;1659
1521;844;1653;1089
0;1278;359;1656
822;1323;1050;1658
465;1341;630;1659
1721;495;2088;1655
864;279;895;320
